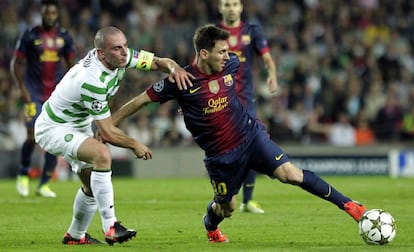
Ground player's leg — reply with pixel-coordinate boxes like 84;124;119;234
16;124;36;196
77;137;136;245
240;169;264;213
203;147;249;242
273;162;366;221
16;102;40;197
253;132;366;222
204;197;235;243
17;102;42;196
36;152;58;197
63;167;103;244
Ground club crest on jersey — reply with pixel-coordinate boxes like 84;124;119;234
223;74;233;87
56;37;64;48
208;80;220;94
153;80;165;92
64;134;73;142
242;35;251;45
228;35;238;47
46;38;54;48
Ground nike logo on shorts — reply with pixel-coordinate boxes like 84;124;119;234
275;153;284;161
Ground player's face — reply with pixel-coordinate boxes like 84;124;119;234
41;5;59;29
100;33;129;70
219;0;243;24
204;40;230;74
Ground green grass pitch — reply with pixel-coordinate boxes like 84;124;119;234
1;175;413;251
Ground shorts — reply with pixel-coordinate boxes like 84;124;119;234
204;127;289;204
34;111;94;173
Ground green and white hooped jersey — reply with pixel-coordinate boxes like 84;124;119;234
43;48;154;128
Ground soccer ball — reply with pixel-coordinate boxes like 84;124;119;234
358;209;396;245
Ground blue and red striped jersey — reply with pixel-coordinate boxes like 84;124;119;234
147;54;258;156
13;26;75;103
217;21;270;116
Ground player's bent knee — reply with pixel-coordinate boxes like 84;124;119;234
223;208;234;218
275;162;303;185
93;145;112;166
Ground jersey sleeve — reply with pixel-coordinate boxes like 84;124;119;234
252;25;270;55
146;78;179;103
13;30;30;58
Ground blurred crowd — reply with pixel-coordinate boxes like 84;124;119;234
1;0;414;152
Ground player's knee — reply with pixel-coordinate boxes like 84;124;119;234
216;203;235;218
223;208;234;218
93;145;112;167
275;162;303;185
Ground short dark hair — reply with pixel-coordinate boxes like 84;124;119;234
193;24;229;53
41;0;59;7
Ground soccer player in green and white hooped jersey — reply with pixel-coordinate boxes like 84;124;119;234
34;26;194;245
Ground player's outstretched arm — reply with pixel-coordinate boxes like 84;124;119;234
151;57;194;90
96;116;152;160
112;91;153;127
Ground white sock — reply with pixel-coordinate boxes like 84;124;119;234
67;188;97;239
91;170;117;233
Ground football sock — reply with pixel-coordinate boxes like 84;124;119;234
19;140;36;175
300;170;351;210
91;170;117;232
242;169;256;203
39;152;57;185
204;201;224;231
67;188;97;239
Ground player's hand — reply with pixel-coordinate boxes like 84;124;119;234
268;76;278;94
134;142;152;160
168;66;194;90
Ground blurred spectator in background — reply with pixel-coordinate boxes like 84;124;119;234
354;109;376;146
373;93;404;141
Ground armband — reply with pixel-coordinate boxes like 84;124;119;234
135;50;154;71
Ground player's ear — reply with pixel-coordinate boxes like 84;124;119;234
96;48;104;57
200;49;208;59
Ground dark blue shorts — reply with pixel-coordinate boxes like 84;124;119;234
204;128;289;204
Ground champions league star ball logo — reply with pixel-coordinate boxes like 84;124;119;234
153;80;165;92
91;100;105;113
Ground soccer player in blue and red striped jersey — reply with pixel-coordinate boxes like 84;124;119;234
10;0;76;198
112;24;366;243
217;0;278;213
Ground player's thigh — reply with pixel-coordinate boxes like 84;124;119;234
77;137;111;164
251;132;289;177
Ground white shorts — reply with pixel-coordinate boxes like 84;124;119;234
34;112;94;173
